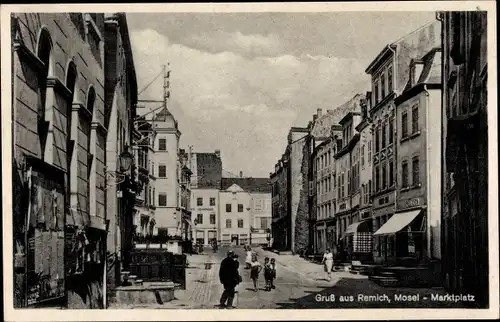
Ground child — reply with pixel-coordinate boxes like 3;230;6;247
249;254;262;291
264;257;273;291
270;258;277;290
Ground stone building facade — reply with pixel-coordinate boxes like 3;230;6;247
270;154;289;250
103;13;138;301
394;47;442;266
366;21;440;265
440;11;489;307
11;12;108;308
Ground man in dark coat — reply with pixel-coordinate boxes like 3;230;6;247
219;250;240;308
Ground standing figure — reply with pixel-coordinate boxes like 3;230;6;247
263;257;273;291
245;246;253;269
219;250;240;308
270;258;277;289
321;248;334;281
249;254;262;292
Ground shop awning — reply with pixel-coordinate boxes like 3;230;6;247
342;220;370;238
373;210;422;236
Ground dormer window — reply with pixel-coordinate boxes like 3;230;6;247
410;61;424;87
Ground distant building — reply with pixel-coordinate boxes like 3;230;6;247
189;150;222;245
366;20;440;265
219;177;271;246
440;11;488;307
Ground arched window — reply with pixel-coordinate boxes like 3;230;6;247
36;28;53;158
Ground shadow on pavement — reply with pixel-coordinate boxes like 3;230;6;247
275;277;475;309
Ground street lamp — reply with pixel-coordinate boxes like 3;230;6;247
119;150;134;173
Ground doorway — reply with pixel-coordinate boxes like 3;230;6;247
231;234;239;246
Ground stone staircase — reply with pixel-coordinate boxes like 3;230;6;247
369;270;400;287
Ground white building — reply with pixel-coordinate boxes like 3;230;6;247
189;150;222;245
219;177;271;246
150;107;182;237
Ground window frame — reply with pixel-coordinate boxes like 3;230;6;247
226;219;232;228
197;197;203;206
402;112;408;138
412;103;419;134
402;161;409;188
237;204;244;212
197;213;203;225
412;156;420;186
158;164;167;178
158;193;167;207
158;138;167;151
226;203;232;212
237;219;244;228
209;197;216;206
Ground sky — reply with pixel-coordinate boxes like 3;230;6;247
127;11;437;178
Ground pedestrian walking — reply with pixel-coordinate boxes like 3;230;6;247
263;257;273;291
321;248;334;281
219;250;241;308
249;254;262;291
270;258;277;289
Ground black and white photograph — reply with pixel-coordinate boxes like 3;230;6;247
1;2;498;321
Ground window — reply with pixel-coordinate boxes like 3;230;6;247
341;173;345;198
389;161;394;186
153;188;155;205
381;73;386;98
382;163;387;189
197;213;203;224
402;112;408;138
209;197;216;206
375;166;380;191
210;214;216;225
389;118;394;144
412;157;420;186
361;145;365;166
238;219;244;228
368;141;372;163
151;162;154;176
197;197;203;206
402;161;409;188
368;180;372;200
158;165;167;178
159;138;167;151
260;217;269;229
375;127;380;152
347;170;351;196
387;66;393;93
412;104;419;133
158;193;167;206
238;204;244;212
226;219;232;228
382;123;386;149
226;204;232;212
374;80;379;104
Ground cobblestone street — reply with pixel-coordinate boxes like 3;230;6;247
118;247;474;309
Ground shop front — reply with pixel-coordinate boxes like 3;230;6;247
342;219;373;262
373;208;426;266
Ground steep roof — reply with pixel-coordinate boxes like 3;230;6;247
220;177;272;193
402;47;442;92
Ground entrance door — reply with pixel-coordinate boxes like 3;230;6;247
231;234;239;246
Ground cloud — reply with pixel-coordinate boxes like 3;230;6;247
130;28;368;177
187;31;284;58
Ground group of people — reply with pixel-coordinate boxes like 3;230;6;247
218;246;278;308
244;246;276;292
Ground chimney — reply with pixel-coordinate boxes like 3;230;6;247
317;108;323;118
239;171;243;178
214;149;220;158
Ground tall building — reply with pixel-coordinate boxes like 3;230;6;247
393;47;442;267
104;13;138;299
219;177;271;246
271;127;311;253
11;13;117;309
270;154;289;250
189;150;222;245
440;11;488;307
150;107;181;237
365;20;440;265
178;149;193;241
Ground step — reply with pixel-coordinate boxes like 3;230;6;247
114;282;175;306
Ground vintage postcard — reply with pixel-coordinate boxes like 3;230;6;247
1;1;498;321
